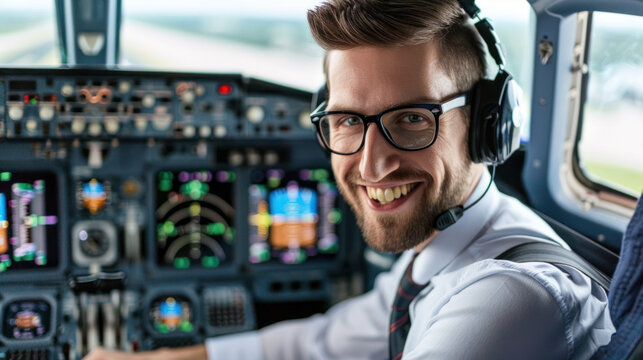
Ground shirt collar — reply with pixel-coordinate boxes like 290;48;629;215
412;168;500;283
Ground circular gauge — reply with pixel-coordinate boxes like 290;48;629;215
2;299;52;340
71;220;117;266
155;170;236;269
78;228;110;257
149;296;194;335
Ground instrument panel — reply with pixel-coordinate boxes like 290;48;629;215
0;68;361;359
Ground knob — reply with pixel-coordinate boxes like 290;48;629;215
152;114;172;131
104;116;119;134
39;106;55;121
183;125;196;138
88;122;102;137
246;106;264;124
61;84;74;97
71;117;86;134
142;93;156;108
265;151;279;165
119;81;131;93
199;125;211;138
134;116;147;131
214;125;227;138
25;119;38;132
228;150;243;166
8;106;24;121
246;149;261;166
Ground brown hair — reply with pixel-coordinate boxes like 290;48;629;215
307;0;487;94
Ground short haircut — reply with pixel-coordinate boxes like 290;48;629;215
307;0;487;94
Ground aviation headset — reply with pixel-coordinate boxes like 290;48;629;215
311;0;523;166
310;0;524;230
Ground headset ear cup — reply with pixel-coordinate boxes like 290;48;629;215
468;81;484;164
468;71;520;165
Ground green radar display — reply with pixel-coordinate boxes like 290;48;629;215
155;170;235;269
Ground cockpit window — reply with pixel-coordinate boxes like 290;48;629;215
578;12;643;196
120;0;325;91
0;0;61;67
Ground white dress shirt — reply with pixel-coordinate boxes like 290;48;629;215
206;170;615;359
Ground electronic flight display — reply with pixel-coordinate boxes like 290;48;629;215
155;170;236;270
1;299;52;340
0;171;59;273
248;169;342;265
149;296;195;335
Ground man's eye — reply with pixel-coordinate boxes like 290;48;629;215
401;114;425;123
342;117;362;126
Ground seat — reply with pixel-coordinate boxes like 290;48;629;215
591;195;643;360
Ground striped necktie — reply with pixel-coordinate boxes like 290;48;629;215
389;254;430;360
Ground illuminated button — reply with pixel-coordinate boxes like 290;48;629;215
71;117;86;134
152;114;172;131
214;125;227;138
134;116;147;131
183;125;196;138
299;110;313;129
104;116;119;134
195;85;205;96
199;125;211;138
39;106;55;121
8;106;24;121
264;151;279;165
228;150;243;166
61;84;74;97
119;81;131;93
246;106;264;124
88;122;102;137
25;119;38;132
142;93;156;108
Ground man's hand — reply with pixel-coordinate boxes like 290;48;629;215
83;345;207;360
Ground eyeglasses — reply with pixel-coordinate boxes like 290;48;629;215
310;93;468;155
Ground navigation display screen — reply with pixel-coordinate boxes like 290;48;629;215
155;170;236;270
248;169;341;265
2;299;53;340
149;295;194;335
0;171;59;273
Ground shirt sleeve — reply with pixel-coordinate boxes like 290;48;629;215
205;332;263;360
205;252;412;360
404;271;569;360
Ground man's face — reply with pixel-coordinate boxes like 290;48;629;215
326;43;480;253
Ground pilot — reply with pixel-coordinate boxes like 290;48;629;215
85;0;614;359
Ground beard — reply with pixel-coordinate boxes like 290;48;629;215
337;161;473;253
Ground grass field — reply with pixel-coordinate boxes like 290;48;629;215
584;161;643;196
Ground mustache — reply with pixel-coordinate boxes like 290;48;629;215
345;168;431;185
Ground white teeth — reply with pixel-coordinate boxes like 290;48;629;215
376;188;385;203
366;184;415;204
384;188;394;202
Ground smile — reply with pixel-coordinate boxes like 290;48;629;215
365;183;418;205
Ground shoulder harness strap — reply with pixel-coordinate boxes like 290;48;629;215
497;242;611;291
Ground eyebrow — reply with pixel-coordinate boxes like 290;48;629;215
327;97;441;113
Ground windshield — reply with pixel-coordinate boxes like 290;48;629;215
0;0;532;96
120;0;325;91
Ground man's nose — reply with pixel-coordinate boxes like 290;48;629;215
358;124;400;183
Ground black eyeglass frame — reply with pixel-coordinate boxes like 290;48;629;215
309;93;469;155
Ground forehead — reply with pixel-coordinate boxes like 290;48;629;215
326;44;457;112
